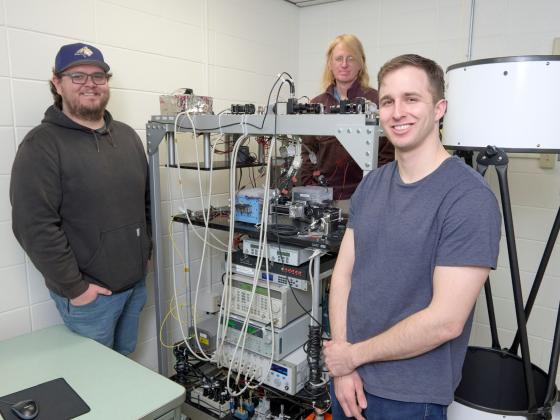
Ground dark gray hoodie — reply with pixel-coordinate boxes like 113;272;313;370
10;105;151;299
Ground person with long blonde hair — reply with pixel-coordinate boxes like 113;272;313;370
299;34;394;207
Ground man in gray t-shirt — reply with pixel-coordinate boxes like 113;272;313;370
323;54;501;419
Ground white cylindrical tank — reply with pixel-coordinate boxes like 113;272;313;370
443;56;560;151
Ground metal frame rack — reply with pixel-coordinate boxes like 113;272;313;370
146;112;381;376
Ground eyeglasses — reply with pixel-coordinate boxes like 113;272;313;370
333;55;357;65
60;72;110;85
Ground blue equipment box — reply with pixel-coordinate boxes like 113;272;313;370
235;194;263;224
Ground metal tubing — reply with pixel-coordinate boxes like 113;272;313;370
224;134;233;164
511;206;560;353
148;148;168;375
311;254;321;327
203;132;211;169
483;278;501;349
544;302;560;410
184;223;193;331
166;132;176;167
476;164;487;177
495;164;537;410
150;113;379;172
467;0;476;61
471;153;501;348
258;141;265;164
453;149;474;167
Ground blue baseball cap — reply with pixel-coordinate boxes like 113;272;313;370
54;43;110;73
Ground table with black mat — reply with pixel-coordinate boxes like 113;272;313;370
0;325;185;420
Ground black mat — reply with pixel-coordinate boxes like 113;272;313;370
0;378;90;420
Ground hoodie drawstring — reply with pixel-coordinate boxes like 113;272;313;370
107;130;116;148
91;128;116;151
92;131;100;152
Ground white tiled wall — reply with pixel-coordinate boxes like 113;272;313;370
298;0;560;387
3;0;560;393
0;0;299;373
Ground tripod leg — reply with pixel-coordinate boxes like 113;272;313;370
483;277;501;349
453;149;474;167
542;301;560;415
474;151;499;348
476;163;488;177
511;206;560;353
495;164;537;410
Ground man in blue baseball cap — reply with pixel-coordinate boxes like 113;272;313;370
10;43;152;356
54;43;110;73
49;43;112;126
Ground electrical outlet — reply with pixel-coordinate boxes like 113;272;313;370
539;154;556;169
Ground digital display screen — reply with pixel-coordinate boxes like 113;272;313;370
228;319;242;329
256;285;268;296
233;278;278;298
247;325;260;336
261;272;273;281
227;319;262;337
271;364;288;376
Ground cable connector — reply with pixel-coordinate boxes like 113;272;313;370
309;249;324;261
279;73;295;97
287;99;323;115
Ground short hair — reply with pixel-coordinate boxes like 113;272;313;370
377;54;445;102
321;34;370;91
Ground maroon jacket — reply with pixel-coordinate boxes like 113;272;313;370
300;81;394;200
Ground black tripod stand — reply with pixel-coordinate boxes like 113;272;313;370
453;146;560;419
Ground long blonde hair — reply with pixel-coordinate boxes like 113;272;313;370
321;34;370;91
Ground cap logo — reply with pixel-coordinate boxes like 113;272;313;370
74;46;94;58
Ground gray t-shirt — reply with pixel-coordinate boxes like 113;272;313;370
347;156;501;405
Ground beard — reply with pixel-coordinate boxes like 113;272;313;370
64;90;110;122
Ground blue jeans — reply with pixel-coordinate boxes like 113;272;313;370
50;279;146;355
331;381;447;419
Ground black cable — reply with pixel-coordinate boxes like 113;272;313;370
268;84;322;326
173;344;215;387
262;387;315;409
247;152;258;188
268;223;299;237
264;84;328;400
173;346;191;385
266;230;323;326
257;71;292;131
257;82;325;372
267;181;327;399
237;168;243;190
250;165;257;188
268;202;322;326
306;325;323;390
